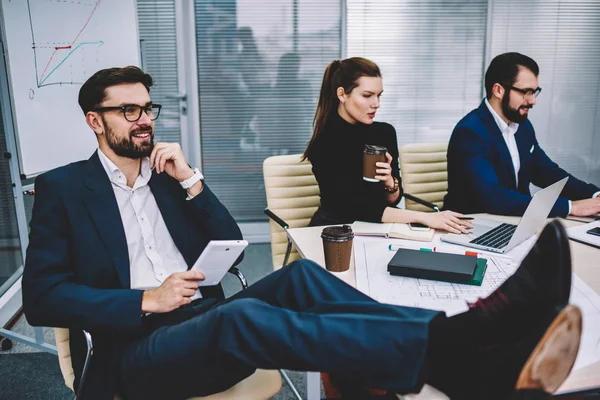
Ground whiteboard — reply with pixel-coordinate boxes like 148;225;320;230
0;0;140;177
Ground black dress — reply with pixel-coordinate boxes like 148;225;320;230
306;112;402;226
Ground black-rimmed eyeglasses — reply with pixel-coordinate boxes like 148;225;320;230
92;103;162;122
502;84;542;100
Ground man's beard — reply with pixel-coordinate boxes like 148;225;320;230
104;120;154;159
501;93;531;124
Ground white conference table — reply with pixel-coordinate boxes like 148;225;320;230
286;214;600;399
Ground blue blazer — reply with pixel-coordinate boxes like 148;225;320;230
444;101;599;217
22;152;243;399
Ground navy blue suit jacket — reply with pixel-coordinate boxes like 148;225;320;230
22;152;243;399
444;101;599;217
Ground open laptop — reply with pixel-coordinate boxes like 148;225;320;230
440;177;568;253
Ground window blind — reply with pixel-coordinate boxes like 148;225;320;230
346;0;488;147
194;0;341;221
0;87;22;292
0;101;18;241
137;0;182;144
489;0;600;185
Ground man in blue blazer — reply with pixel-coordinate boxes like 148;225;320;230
445;52;600;217
23;66;580;400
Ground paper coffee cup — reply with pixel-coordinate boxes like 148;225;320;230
321;225;354;272
363;144;387;182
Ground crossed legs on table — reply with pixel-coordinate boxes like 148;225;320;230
119;220;579;400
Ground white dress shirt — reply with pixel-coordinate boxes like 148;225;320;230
485;99;520;186
97;149;200;297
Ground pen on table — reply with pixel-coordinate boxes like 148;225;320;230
441;246;514;259
388;244;437;252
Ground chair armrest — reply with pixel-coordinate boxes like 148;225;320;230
403;193;441;212
264;208;289;229
77;330;94;399
228;266;248;290
264;208;293;268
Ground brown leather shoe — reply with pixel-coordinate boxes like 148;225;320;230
428;305;582;400
515;304;582;394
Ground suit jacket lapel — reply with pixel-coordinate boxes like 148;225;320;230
477;102;518;189
148;173;194;267
82;152;131;288
514;126;531;193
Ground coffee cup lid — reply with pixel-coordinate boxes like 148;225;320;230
321;225;354;241
364;144;387;155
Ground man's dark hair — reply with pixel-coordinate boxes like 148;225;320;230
78;66;153;114
484;52;539;99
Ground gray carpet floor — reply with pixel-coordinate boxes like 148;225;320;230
0;352;74;400
0;243;321;399
0;351;310;400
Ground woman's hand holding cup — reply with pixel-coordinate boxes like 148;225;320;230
375;152;395;190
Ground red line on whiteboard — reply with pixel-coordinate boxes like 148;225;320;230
39;0;101;82
40;49;58;82
71;0;101;44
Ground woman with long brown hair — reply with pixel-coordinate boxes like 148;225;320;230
304;57;471;233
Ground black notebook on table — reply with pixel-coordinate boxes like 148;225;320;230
387;248;478;283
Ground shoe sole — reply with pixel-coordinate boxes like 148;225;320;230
516;305;582;393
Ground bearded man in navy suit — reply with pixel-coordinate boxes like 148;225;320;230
444;52;600;217
22;66;581;400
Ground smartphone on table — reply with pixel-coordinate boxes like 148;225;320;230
587;227;600;237
408;222;431;231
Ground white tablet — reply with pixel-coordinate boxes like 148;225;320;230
192;240;248;286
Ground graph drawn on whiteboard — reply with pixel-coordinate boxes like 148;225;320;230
27;0;104;90
0;0;139;177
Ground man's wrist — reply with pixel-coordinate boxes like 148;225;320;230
569;200;581;216
178;168;195;182
141;290;158;313
186;180;204;198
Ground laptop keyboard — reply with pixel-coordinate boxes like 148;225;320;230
470;223;517;249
